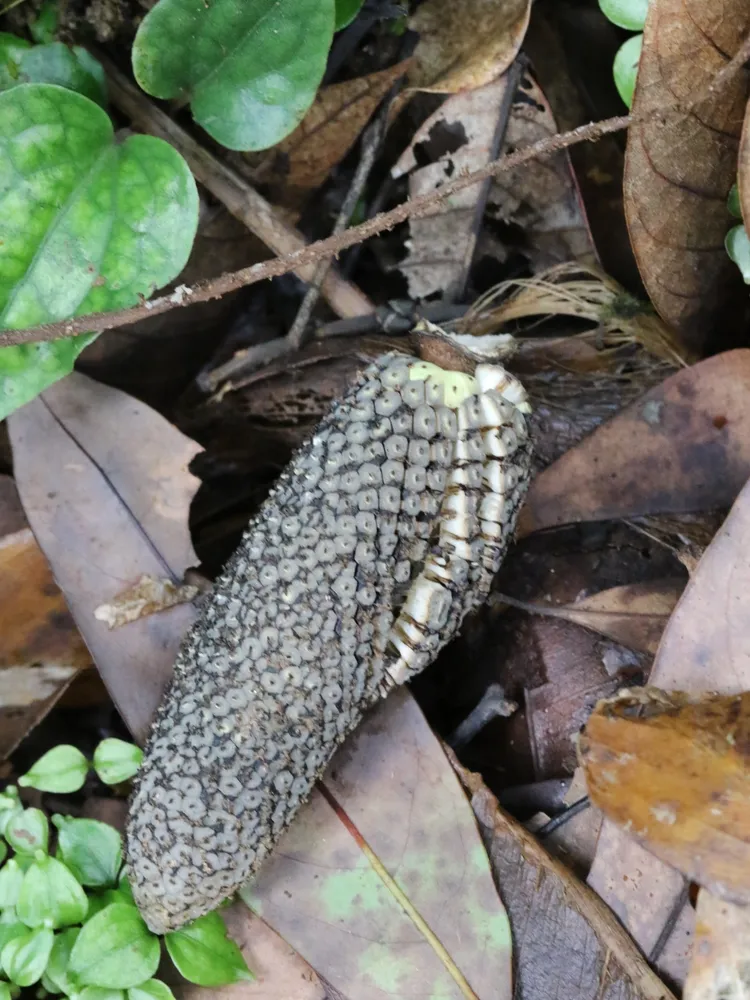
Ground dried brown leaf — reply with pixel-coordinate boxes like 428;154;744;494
518;350;750;537
684;891;750;1000
408;0;530;92
94;576;199;629
624;0;750;351
453;756;677;1000
250;60;411;209
580;687;750;906
8;373;202;745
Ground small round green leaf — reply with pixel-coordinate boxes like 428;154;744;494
598;0;648;30
17;856;88;930
335;0;364;30
729;183;743;220
127;980;175;1000
0;922;29;956
5;810;48;856
726;224;750;283
68;904;159;989
613;33;642;109
19;747;89;795
53;818;122;889
92;742;142;787
0;862;25;910
45;927;79;995
2;927;53;986
132;0;335;151
164;912;251;987
30;2;59;45
0;37;107;106
0;83;199;421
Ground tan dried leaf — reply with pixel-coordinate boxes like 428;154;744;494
684;891;750;1000
94;575;199;630
408;0;530;93
624;0;750;351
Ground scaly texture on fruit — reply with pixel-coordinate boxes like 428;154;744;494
126;352;532;933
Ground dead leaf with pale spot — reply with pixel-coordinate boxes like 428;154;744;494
408;0;530;93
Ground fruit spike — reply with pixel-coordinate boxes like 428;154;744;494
125;352;532;932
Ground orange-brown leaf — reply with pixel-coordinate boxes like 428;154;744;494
624;0;750;351
580;687;750;905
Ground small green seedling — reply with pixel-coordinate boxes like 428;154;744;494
0;739;253;995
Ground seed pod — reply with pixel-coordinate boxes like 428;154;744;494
125;353;532;933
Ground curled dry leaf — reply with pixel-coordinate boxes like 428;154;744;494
453;755;677;1000
580;687;750;907
408;0;530;92
393;73;595;300
94;576;199;630
8;373;202;745
247;59;411;210
519;350;750;537
624;0;750;351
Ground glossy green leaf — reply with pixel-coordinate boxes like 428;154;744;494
726;224;750;283
0;922;28;957
335;0;364;30
0;981;11;1000
164;912;251;987
45;928;79;995
613;33;642;108
132;0;335;151
19;746;89;794
598;0;648;30
0;83;199;421
2;927;53;986
5;810;48;856
68;904;159;989
729;183;743;219
30;2;59;44
0;862;24;910
17;856;88;929
77;988;126;1000
0;36;107;106
53;818;122;889
127;979;175;1000
92;741;142;787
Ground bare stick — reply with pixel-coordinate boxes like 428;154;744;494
101;54;373;322
0;112;631;351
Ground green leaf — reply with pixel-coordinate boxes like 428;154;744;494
2;927;53;986
729;183;743;219
19;747;89;794
132;0;335;151
0;922;28;955
0;982;11;1000
0;36;107;106
30;2;59;44
127;980;175;1000
613;33;642;109
0;83;199;421
92;742;142;787
68;904;159;989
0;862;24;910
165;912;251;987
598;0;648;30
0;843;7;868
53;818;122;889
5;810;48;856
335;0;364;30
77;988;126;1000
726;224;750;283
17;856;88;930
45;928;79;995
41;970;61;994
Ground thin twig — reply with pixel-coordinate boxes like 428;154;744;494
0;112;631;351
287;76;403;351
99;53;373;322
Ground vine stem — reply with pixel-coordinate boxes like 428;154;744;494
0;112;630;351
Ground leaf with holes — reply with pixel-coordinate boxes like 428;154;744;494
132;0;335;151
0;84;198;420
